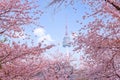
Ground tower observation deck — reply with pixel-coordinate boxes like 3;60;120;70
63;25;71;47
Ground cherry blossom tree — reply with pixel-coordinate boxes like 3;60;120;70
1;0;119;79
72;0;120;79
74;21;120;79
0;0;43;38
0;40;53;80
48;0;120;79
0;54;47;80
30;50;80;80
48;0;120;19
0;0;53;80
32;59;77;80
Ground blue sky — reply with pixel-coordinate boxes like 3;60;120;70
12;1;92;58
31;1;91;68
32;0;89;45
6;0;93;69
10;1;93;51
10;0;93;47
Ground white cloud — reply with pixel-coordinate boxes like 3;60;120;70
33;27;54;43
44;34;53;42
34;27;45;37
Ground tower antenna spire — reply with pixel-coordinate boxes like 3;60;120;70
65;25;68;36
65;16;68;36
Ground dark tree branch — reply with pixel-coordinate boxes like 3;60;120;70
105;0;120;10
